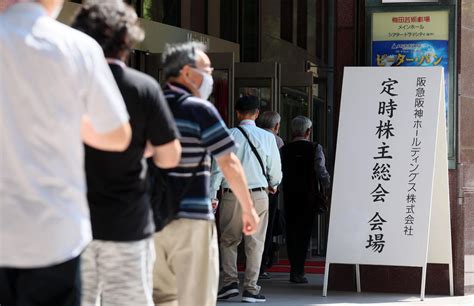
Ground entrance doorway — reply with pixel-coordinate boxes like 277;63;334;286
280;71;313;142
234;62;280;127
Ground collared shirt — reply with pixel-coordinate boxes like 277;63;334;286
106;58;126;68
0;3;129;267
163;83;236;220
290;137;331;188
210;120;282;198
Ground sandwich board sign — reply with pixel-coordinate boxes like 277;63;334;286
323;67;452;300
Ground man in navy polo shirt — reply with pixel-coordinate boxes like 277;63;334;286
152;42;260;306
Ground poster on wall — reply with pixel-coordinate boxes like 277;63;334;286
372;11;449;121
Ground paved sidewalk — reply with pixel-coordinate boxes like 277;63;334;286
217;273;474;305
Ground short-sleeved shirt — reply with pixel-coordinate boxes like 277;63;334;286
162;83;236;220
210;120;283;198
85;64;179;241
0;3;129;267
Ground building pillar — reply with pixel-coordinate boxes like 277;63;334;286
208;0;220;37
180;0;191;30
458;0;474;295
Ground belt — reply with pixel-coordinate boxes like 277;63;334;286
223;187;266;193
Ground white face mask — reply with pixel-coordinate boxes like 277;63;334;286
196;69;214;100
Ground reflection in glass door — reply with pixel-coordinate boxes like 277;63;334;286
209;70;230;126
234;62;280;127
279;86;310;142
237;87;272;113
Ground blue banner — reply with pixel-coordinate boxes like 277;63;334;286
372;40;449;118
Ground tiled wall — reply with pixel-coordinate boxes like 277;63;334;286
458;0;474;295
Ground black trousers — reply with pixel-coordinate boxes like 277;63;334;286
0;256;81;306
283;192;315;276
260;191;279;273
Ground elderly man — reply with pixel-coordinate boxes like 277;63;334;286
281;116;331;284
0;1;131;305
152;42;259;306
257;111;284;279
211;96;282;303
258;111;284;149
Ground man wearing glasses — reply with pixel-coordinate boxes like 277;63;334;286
152;42;260;306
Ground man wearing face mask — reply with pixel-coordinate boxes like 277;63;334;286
152;42;260;306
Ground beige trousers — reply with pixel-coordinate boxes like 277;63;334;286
153;219;219;306
219;190;269;295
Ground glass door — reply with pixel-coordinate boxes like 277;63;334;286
207;53;234;126
234;62;280;127
280;72;313;143
133;52;235;126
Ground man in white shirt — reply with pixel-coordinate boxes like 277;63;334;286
0;1;131;305
211;96;282;303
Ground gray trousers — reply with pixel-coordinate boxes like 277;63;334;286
81;238;155;306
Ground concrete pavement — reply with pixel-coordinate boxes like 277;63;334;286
217;273;474;305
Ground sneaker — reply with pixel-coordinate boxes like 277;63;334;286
258;272;270;280
217;282;239;300
242;290;266;303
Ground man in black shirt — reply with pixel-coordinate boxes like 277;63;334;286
72;2;181;305
281;116;330;284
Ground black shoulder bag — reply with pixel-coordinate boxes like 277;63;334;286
147;93;206;232
147;152;207;232
236;126;270;186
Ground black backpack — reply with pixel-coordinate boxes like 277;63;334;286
147;152;206;232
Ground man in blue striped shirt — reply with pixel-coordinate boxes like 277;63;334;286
211;96;282;303
152;42;260;306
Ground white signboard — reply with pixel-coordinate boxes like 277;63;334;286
323;67;452;300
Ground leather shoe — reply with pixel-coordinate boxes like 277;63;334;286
290;274;308;283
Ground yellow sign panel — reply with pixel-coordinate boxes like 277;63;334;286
373;11;449;41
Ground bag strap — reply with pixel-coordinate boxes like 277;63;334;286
160;93;206;199
236;126;268;183
178;150;207;198
175;93;206;197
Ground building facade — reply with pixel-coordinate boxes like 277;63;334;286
63;0;473;295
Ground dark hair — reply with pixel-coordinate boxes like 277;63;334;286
235;95;260;114
237;108;259;116
71;1;144;59
162;41;207;80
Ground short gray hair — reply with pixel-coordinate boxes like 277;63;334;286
291;116;312;137
162;41;207;80
258;111;281;129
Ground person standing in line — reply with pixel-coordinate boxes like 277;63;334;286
258;111;284;149
0;1;132;305
152;41;260;306
256;111;284;279
211;96;282;303
281;116;330;284
71;2;182;305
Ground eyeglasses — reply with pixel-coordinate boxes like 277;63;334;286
190;65;214;75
